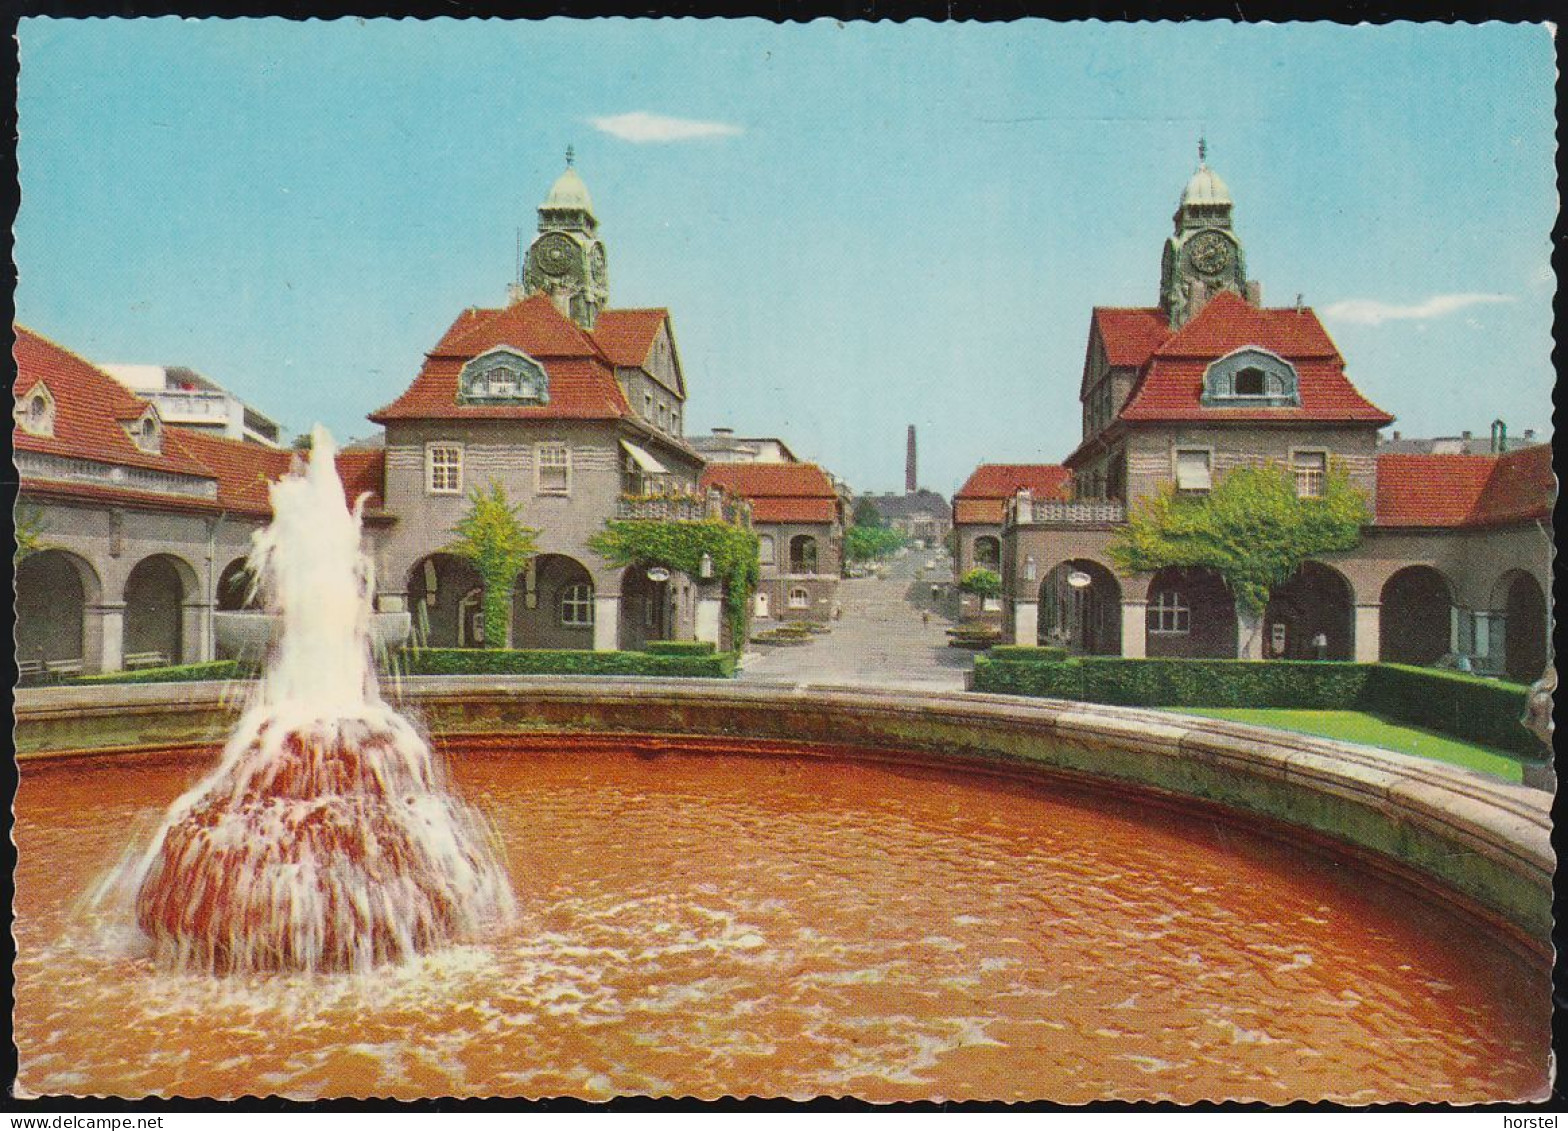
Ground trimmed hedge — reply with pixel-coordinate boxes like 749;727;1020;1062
393;647;736;679
71;660;249;685
644;640;718;656
987;645;1069;664
971;656;1539;758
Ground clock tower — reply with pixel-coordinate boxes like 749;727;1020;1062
520;148;609;329
1159;140;1250;328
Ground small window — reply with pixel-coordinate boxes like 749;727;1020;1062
658;403;670;430
671;410;681;436
1174;449;1212;493
1293;451;1327;498
18;386;54;437
560;583;595;627
758;534;776;565
644;392;654;419
536;443;571;494
426;443;463;494
131;412;162;454
789;587;810;609
1148;590;1190;635
1234;368;1265;396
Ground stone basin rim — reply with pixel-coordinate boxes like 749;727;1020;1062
14;676;1553;947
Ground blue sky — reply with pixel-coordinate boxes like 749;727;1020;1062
15;19;1557;494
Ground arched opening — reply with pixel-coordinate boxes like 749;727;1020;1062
1489;571;1548;683
216;556;263;612
1380;566;1454;666
1037;559;1122;655
619;564;674;651
16;549;97;676
124;554;191;667
973;536;1001;570
513;554;595;650
789;535;819;574
407;554;484;648
1264;562;1353;661
1144;566;1236;658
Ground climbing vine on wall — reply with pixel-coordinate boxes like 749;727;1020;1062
446;481;541;649
589;519;760;647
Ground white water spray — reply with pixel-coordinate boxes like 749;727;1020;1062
133;427;515;974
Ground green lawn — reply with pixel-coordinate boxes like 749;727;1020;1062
1167;707;1528;784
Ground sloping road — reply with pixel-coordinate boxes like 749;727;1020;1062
738;552;972;691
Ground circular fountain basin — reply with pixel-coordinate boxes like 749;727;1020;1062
214;610;412;659
12;679;1552;1101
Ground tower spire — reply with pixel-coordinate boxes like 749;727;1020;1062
1197;135;1207;165
565;144;575;168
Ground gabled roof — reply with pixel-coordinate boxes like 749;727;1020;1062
1091;307;1173;369
334;446;388;512
1375;447;1555;528
435;292;604;360
593;308;668;368
1116;292;1393;425
167;428;292;514
953;464;1072;526
701;462;840;525
13;325;215;479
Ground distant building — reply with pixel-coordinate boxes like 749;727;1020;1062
701;462;845;624
952;464;1071;621
867;489;951;548
101;363;283;447
690;427;799;464
1377;424;1544;456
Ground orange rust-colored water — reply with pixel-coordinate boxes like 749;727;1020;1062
14;739;1548;1102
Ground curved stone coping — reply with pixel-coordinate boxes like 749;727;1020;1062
14;676;1553;946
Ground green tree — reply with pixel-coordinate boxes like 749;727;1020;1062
845;524;906;563
1110;461;1369;654
588;519;760;647
14;503;45;566
446;481;540;649
851;497;885;529
957;567;1002;599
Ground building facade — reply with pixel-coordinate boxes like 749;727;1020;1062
100;363;283;447
951;464;1071;621
997;151;1553;680
700;462;845;623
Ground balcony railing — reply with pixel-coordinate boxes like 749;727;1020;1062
1006;495;1127;526
616;491;751;526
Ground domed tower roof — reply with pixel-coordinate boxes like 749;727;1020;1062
1180;163;1232;208
543;164;595;215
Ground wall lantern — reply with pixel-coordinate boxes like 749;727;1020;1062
699;552;714;580
1067;569;1093;590
1024;556;1037;582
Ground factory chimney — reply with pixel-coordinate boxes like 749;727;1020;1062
905;425;917;495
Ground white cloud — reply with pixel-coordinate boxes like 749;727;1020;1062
1320;292;1515;326
589;112;743;144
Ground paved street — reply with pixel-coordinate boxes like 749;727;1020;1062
738;551;973;691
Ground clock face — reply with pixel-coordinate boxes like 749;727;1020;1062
1187;231;1232;277
589;242;607;287
535;233;579;278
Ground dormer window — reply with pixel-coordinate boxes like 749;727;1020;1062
15;383;55;438
458;346;549;405
127;408;162;454
1200;347;1300;407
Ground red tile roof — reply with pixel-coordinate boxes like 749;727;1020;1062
700;462;840;525
953;464;1072;525
593;308;668;368
1115;293;1393;425
1376;448;1555;528
372;294;639;423
1092;307;1173;369
167;428;292;514
335;447;387;512
13;325;216;479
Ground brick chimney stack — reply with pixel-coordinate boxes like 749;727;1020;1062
905;425;917;494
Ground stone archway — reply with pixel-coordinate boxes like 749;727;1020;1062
619;563;673;652
124;554;195;666
789;535;819;574
973;535;1001;570
1037;559;1121;655
513;554;596;650
1490;570;1548;683
1144;566;1236;658
1379;566;1454;666
216;556;263;611
407;553;484;648
16;549;100;673
1265;562;1353;661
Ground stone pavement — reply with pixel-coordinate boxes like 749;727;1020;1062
738;551;973;691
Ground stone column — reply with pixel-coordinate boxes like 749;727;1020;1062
1236;606;1263;660
1474;611;1503;671
184;599;214;663
1011;599;1039;646
695;595;723;647
1353;603;1380;664
1121;601;1148;659
93;602;126;673
593;595;621;652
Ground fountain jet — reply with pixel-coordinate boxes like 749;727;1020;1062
133;427;515;974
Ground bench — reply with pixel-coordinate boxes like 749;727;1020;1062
122;651;169;671
47;658;84;677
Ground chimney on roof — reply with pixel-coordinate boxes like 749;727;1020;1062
1391;431;1401;441
905;425;917;495
1295;293;1304;314
1461;430;1472;441
1245;280;1262;306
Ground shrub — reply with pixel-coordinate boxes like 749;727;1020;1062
72;660;249;685
393;648;735;679
1362;664;1537;758
957;568;1002;598
644;640;718;656
986;645;1069;663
